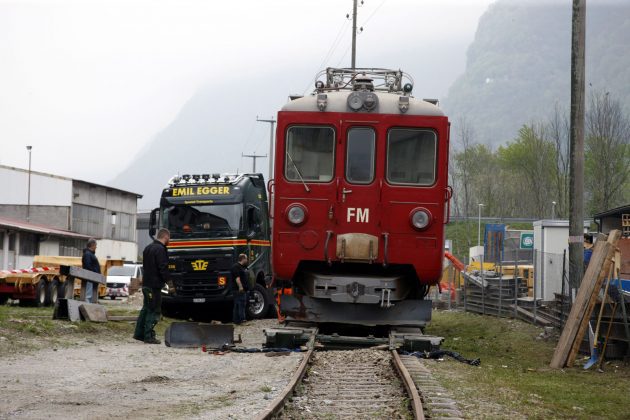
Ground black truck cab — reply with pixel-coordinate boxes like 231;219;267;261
149;173;273;318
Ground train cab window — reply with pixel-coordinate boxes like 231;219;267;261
386;128;437;185
346;127;375;184
285;126;335;182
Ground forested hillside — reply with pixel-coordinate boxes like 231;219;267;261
444;1;630;146
446;1;630;219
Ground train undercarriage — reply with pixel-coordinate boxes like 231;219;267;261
278;262;434;327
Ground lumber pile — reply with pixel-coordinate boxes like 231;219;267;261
550;230;621;368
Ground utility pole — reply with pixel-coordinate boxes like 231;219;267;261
26;145;32;223
351;0;358;69
242;153;266;173
256;116;276;181
569;0;586;290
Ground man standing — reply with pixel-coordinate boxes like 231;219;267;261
81;238;100;302
134;228;171;344
230;254;249;325
583;233;594;272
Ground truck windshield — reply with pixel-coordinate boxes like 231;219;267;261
162;204;242;237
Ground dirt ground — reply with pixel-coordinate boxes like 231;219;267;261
0;308;302;420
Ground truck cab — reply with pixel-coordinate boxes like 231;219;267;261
149;173;273;319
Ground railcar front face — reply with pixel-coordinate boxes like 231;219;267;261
271;77;450;326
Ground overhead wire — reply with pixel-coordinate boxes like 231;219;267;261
360;0;387;27
300;0;388;94
300;17;350;96
334;0;388;69
240;119;258;155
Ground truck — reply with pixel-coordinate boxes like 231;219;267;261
149;173;273;319
0;256;122;306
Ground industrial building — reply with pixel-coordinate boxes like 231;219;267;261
0;165;142;269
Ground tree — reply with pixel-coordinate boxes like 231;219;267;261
497;124;558;218
547;104;571;219
450;117;477;219
585;91;630;213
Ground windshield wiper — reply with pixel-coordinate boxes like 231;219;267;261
286;151;310;192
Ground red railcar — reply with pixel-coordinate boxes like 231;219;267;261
271;68;451;327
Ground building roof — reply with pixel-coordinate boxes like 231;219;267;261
593;204;630;219
0;216;90;240
0;164;143;198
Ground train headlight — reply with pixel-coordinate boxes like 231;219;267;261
347;92;364;111
410;208;431;230
286;204;307;225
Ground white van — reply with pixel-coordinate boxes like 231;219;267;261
106;264;143;299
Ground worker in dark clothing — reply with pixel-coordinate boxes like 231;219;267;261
81;238;100;302
134;228;171;344
584;233;594;272
230;254;249;325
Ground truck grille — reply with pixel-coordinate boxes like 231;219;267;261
181;256;233;273
173;273;225;297
169;253;233;297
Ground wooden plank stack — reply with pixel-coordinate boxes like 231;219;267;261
550;230;621;368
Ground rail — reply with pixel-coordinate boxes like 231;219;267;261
256;346;425;419
254;347;314;420
392;349;425;420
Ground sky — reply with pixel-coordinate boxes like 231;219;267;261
0;0;494;187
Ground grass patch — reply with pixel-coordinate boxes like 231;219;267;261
0;303;175;353
426;310;630;419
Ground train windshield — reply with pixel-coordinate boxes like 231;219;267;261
346;127;376;184
285;126;335;182
162;204;242;238
386;129;437;185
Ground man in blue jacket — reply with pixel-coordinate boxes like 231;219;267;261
134;228;171;344
81;238;100;302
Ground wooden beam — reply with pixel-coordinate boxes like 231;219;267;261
550;230;621;368
566;230;621;366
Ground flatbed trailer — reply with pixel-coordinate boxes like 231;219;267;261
0;256;123;307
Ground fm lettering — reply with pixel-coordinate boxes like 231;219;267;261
347;207;369;223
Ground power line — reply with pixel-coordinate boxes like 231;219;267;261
242;152;267;173
360;0;387;27
301;17;350;95
318;19;351;71
239;119;259;156
336;44;352;67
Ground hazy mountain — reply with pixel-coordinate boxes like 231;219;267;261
443;0;630;147
109;0;630;209
109;40;477;209
109;70;294;210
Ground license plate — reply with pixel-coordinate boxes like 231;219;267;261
193;298;205;303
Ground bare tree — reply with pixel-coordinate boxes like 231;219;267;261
451;117;477;219
547;104;571;218
585;91;630;213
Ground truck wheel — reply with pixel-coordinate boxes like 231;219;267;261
0;294;9;305
48;279;60;306
35;279;48;307
247;283;270;319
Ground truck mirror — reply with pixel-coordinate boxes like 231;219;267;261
149;208;158;239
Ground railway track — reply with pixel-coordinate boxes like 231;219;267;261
257;325;463;420
279;348;415;419
256;347;435;419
